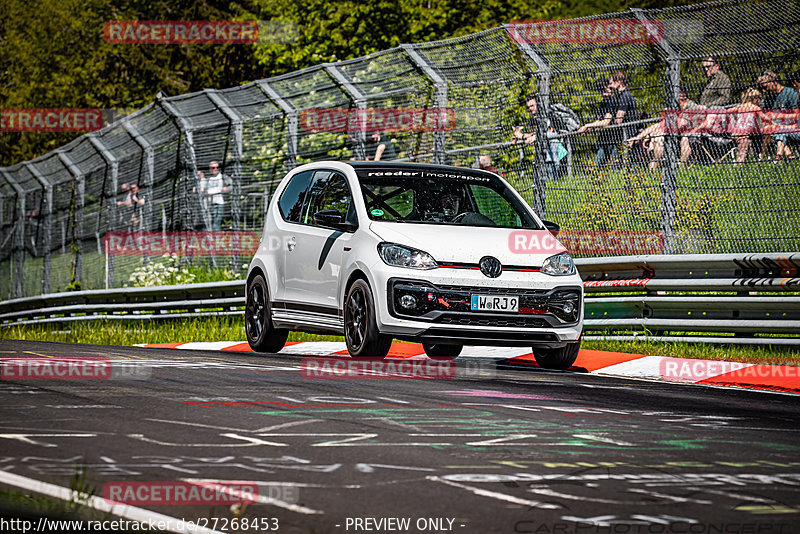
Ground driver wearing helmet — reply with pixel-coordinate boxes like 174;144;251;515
440;192;461;220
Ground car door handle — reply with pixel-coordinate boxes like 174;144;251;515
287;236;296;251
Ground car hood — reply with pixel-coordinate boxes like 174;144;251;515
368;221;568;266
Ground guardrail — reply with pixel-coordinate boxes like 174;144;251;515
1;254;799;346
576;253;800;345
0;281;246;326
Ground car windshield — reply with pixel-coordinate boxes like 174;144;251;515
356;167;541;229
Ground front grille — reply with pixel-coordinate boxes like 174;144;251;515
436;284;550;297
437;314;550;328
388;278;582;326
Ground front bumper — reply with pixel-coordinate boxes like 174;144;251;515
373;271;583;345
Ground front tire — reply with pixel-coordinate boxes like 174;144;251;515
533;341;580;370
422;343;463;359
246;274;288;353
344;279;392;358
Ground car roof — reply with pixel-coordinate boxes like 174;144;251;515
346;161;496;176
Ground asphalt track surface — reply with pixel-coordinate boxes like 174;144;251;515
1;339;799;534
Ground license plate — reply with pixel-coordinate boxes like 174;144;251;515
470;294;519;313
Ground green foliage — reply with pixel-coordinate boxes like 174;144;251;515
127;254;197;287
65;280;82;292
544;160;800;255
2;0;698;166
0;0;263;167
125;254;250;287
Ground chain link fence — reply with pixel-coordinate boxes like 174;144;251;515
1;0;799;300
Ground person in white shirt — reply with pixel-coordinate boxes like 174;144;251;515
197;161;231;230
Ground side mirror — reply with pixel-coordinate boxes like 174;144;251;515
313;209;343;227
313;209;358;232
543;220;560;237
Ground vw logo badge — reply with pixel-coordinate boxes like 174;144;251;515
479;256;502;278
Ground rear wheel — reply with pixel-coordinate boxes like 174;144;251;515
246;274;288;353
422;343;463;359
344;279;392;358
533;341;580;370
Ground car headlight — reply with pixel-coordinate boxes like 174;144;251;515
378;243;438;270
541;252;576;276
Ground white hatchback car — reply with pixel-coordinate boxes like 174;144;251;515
245;161;583;369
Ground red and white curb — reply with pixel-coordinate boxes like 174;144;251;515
139;341;800;395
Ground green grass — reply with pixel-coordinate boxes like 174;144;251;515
3;318;798;365
582;338;800;366
0;317;337;346
540;159;800;255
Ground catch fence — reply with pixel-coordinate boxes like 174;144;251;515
1;0;799;300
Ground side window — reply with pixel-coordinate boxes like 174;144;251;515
302;171;354;226
278;170;314;223
469;184;522;227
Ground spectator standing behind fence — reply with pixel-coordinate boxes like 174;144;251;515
198;161;231;231
116;183;131;228
758;70;799;160
699;56;731;107
472;154;499;174
512;96;568;179
116;182;145;229
366;132;396;161
577;73;637;167
680;58;732;164
771;71;800;161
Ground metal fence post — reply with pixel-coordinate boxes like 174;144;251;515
508;30;551;217
206;90;244;231
0;170;24;298
88;134;118;287
57;151;84;287
156;95;215;239
324;64;367;161
24;163;53;294
633;8;679;253
401;44;448;165
256;81;298;172
121;119;155;230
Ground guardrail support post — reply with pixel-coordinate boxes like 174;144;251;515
324;64;367;161
57;152;85;288
401;44;448;165
24;163;54;294
0;170;25;298
633;9;679;254
88;135;119;287
256;81;298;172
